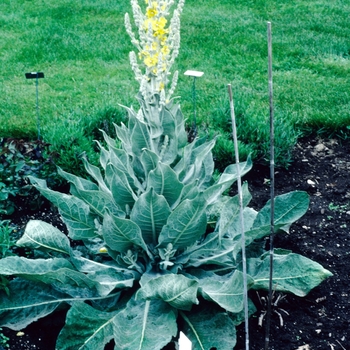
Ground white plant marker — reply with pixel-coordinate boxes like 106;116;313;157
178;331;192;350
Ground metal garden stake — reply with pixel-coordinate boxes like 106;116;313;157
184;70;204;138
265;21;275;350
25;72;44;140
228;83;249;350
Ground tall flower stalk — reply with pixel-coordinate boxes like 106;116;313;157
125;0;185;104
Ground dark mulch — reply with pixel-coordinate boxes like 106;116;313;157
2;136;350;350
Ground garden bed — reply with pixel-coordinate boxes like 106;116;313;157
2;136;350;350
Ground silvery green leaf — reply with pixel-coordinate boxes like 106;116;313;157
108;147;143;191
131;118;152;156
248;252;333;296
87;268;134;296
140;149;159;175
252;191;309;230
130;188;171;245
17;220;71;255
115;121;133;154
181;308;236;350
58;167;99;191
136;274;199;311
82;158;111;194
72;185;125;218
179;231;236;268
0;256;99;298
113;298;177;350
103;211;148;253
158;195;207;249
0;279;69;330
56;301;118;350
197;270;253;313
175;137;216;186
147;162;183;207
203;157;252;205
28;176;97;240
95;140;109;171
217;186;253;239
109;166;138;209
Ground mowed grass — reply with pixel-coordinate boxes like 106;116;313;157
1;0;349;167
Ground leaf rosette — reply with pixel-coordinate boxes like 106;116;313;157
0;1;332;349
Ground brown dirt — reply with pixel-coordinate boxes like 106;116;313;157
2;136;350;350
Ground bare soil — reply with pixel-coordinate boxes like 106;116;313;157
2;136;350;350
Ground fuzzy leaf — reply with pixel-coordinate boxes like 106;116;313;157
56;301;118;350
252;191;309;229
28;176;97;240
147;162;183;207
203;157;252;205
0;279;71;330
158;195;207;249
113;298;177;350
130;188;171;245
103;211;148;253
248;252;333;296
17;220;71;255
108;166;138;209
181;308;236;350
196;270;253;313
0;256;100;297
137;274;199;310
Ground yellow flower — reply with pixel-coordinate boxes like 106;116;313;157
144;55;158;67
161;45;170;56
159;82;165;90
146;7;158;18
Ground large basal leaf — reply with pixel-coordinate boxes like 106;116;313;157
102;211;149;254
252;191;309;230
113;298;177;350
196;270;253;313
158;195;207;249
136;274;199;311
17;220;71;255
87;268;134;296
0;278;71;330
56;301;118;350
248;251;333;296
179;231;236;268
130;188;171;245
28;176;97;240
180;308;236;350
147;162;183;208
0;256;100;298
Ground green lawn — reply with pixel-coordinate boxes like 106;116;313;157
1;0;349;169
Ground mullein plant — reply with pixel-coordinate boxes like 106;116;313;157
0;1;332;349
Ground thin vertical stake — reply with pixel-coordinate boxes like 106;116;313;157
35;74;41;140
192;77;197;137
265;21;275;350
228;84;249;350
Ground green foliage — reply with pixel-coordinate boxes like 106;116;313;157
0;328;9;349
0;138;60;215
41;107;127;177
0;92;332;349
1;0;350;168
0;220;16;259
